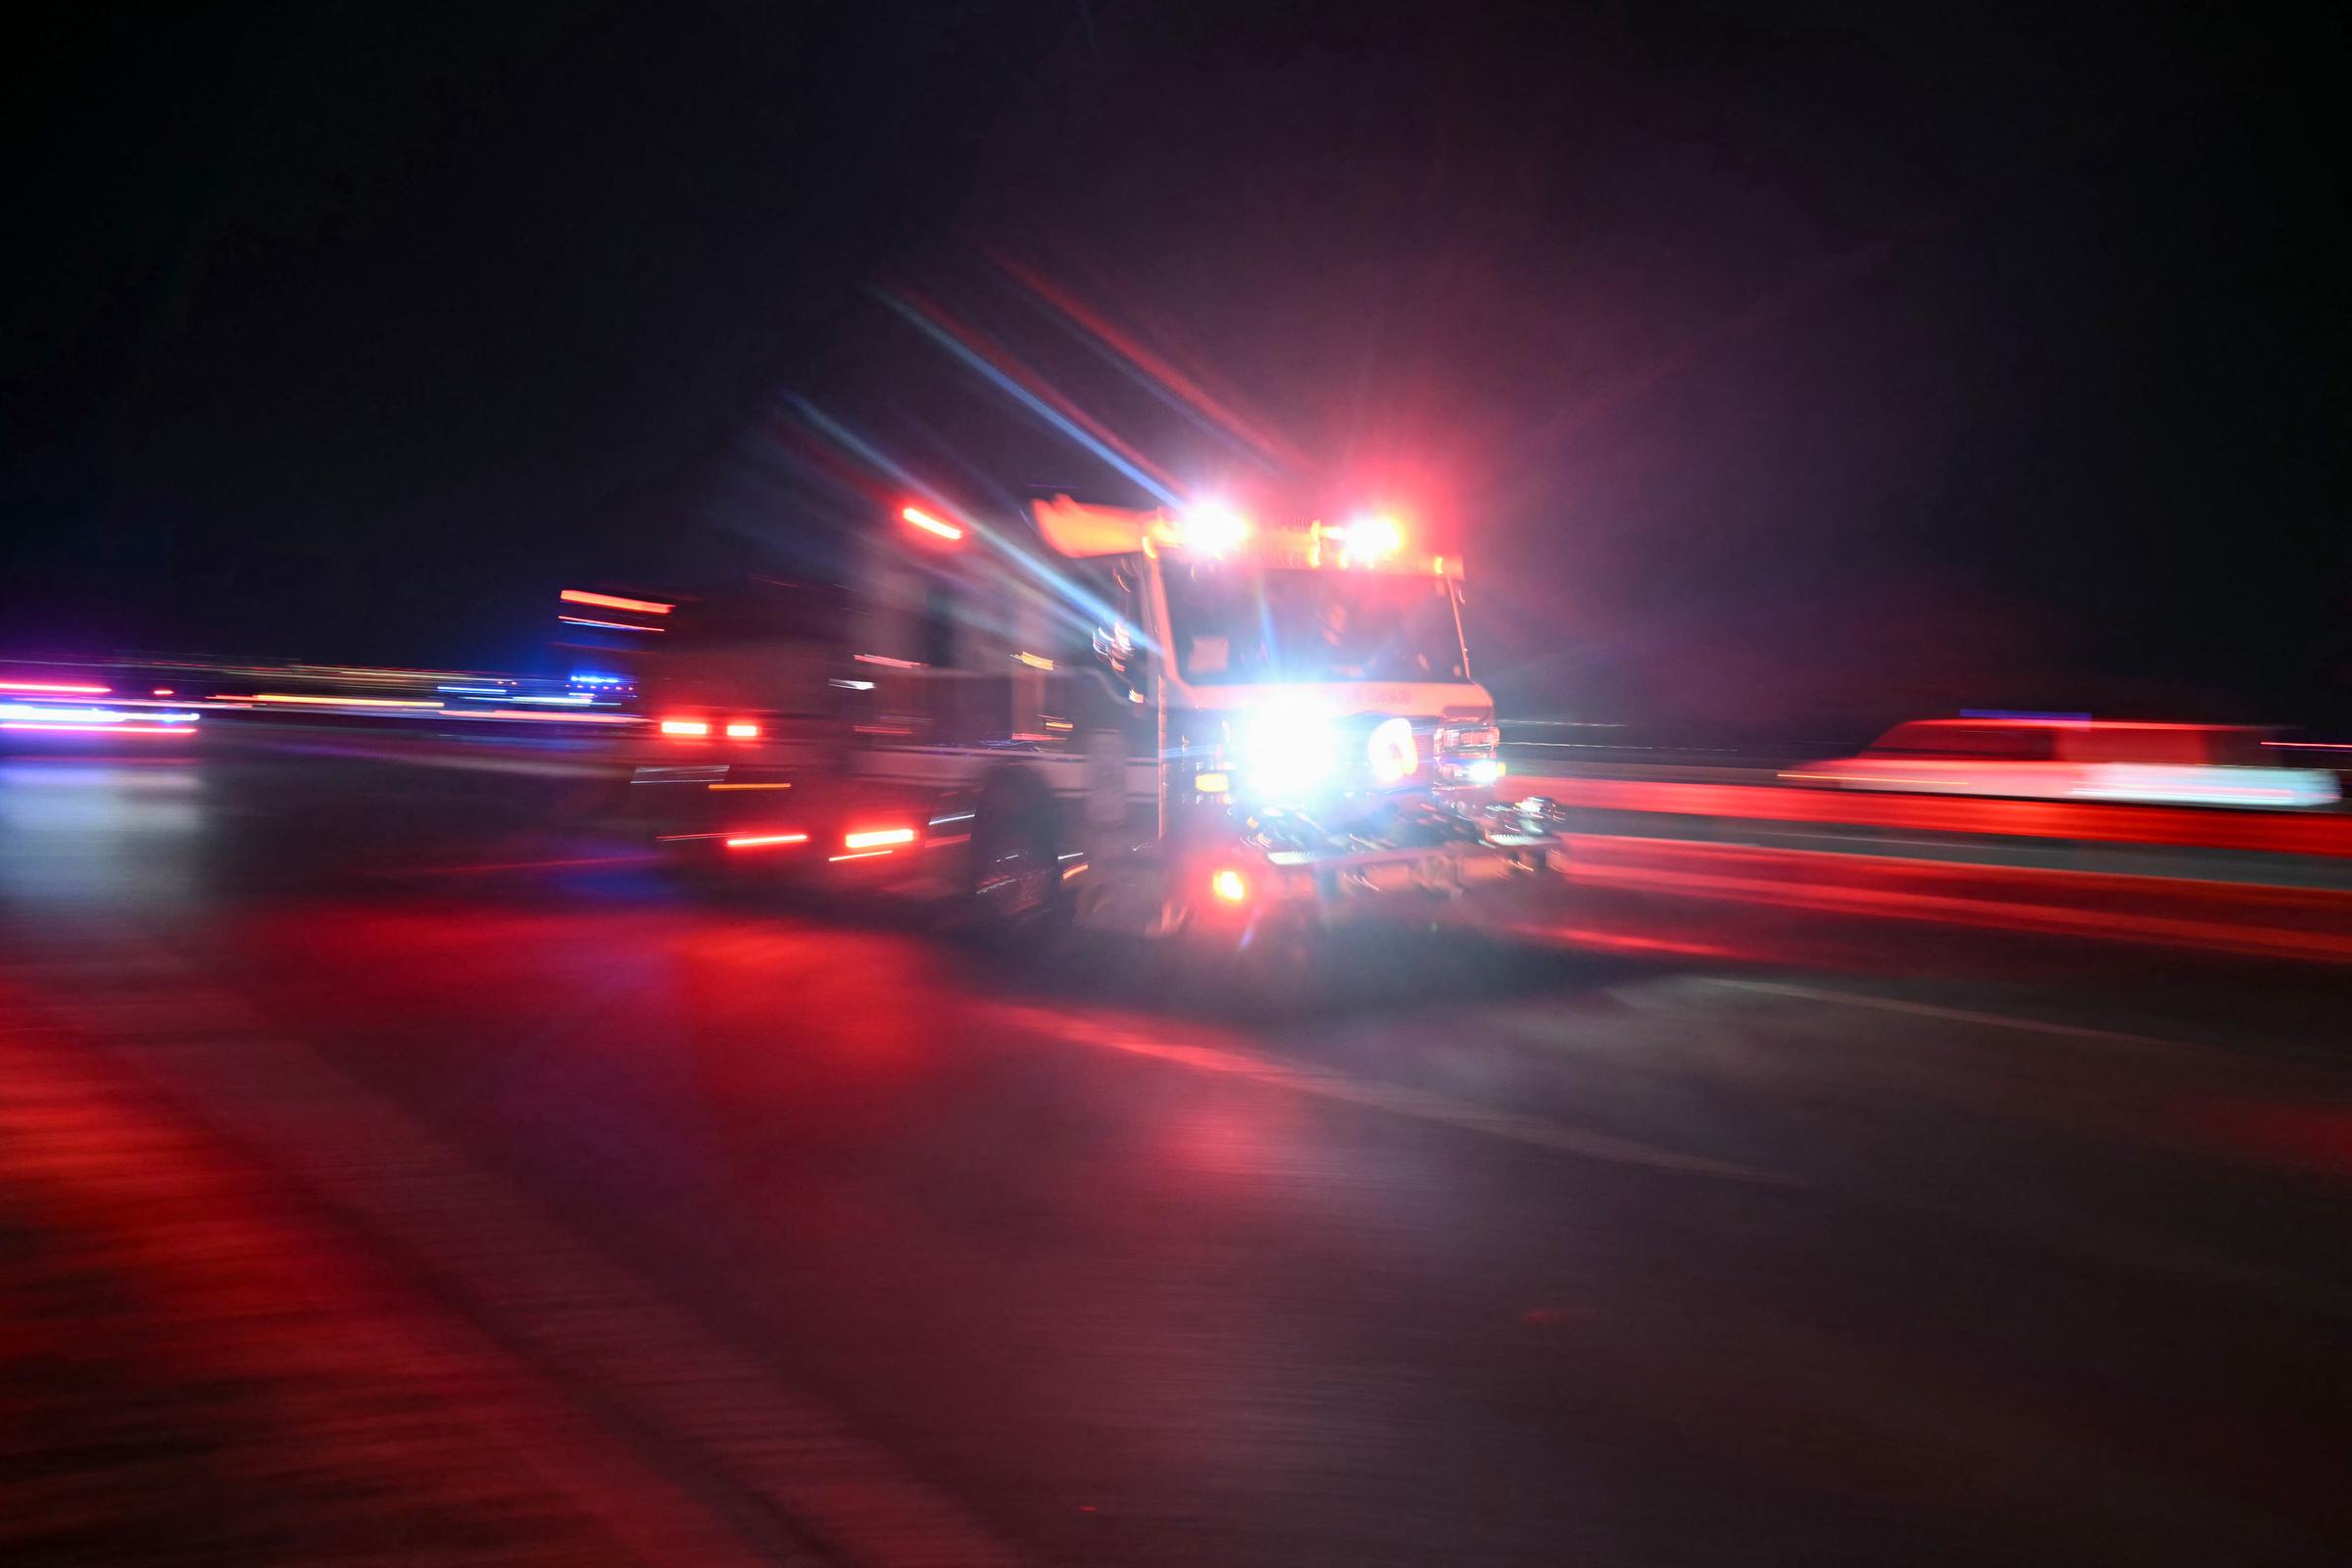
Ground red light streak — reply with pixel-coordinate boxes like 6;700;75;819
560;588;672;614
0;721;191;734
902;506;964;541
0;680;111;694
659;718;710;736
852;653;925;668
828;850;895;862
250;693;442;709
443;708;640;724
1509;773;2352;859
724;721;760;739
843;827;917;850
725;832;809;850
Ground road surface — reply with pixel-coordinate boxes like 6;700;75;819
3;729;2348;1565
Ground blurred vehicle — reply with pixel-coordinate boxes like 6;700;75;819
0;677;204;748
1788;717;2340;808
620;495;1560;947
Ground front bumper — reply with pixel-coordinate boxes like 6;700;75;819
1074;816;1568;941
1250;832;1562;906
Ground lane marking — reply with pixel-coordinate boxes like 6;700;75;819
1710;978;2215;1056
987;1004;1796;1187
371;853;663;877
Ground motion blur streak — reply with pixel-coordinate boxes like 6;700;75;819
0;722;194;734
1514;774;2352;858
901;506;964;541
559;589;672;614
985;248;1313;473
842;827;917;850
0;704;198;726
245;694;443;710
724;833;808;850
985;1004;1786;1183
0;679;112;694
557;616;666;633
1561;836;2352;962
438;709;639;725
874;290;1184;508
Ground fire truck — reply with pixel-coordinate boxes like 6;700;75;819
622;494;1564;945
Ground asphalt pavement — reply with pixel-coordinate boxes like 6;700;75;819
3;730;2348;1565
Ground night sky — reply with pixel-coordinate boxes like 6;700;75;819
7;3;2345;732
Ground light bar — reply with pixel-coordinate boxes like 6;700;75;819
0;679;111;695
1179;501;1250;555
724;721;760;738
660;718;710;736
561;588;672;614
843;826;917;850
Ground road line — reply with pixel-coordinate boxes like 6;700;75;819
371;852;663;877
1710;978;2218;1056
988;1004;1797;1186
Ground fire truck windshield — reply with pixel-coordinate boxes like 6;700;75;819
1161;564;1469;685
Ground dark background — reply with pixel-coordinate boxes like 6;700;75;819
6;2;2345;732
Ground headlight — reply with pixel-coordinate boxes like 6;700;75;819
1238;703;1341;800
1366;716;1419;786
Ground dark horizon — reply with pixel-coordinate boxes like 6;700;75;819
6;2;2346;728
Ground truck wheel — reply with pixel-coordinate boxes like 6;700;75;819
967;790;1067;939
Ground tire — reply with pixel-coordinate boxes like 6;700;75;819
966;777;1070;943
